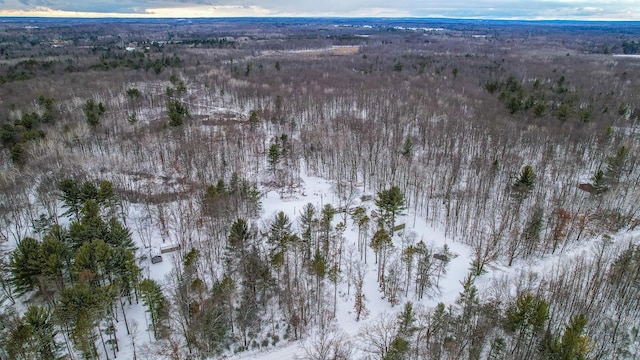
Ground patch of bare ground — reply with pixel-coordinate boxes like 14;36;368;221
263;45;360;58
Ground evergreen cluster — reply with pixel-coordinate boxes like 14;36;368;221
90;52;182;74
485;74;610;123
165;74;190;127
202;173;262;218
83;98;106;127
4;178;152;360
0;95;56;164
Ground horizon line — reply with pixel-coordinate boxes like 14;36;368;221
1;15;640;22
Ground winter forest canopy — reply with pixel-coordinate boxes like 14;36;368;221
1;17;640;359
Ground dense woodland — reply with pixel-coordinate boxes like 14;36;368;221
1;17;640;359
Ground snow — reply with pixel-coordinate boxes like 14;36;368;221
9;158;635;360
217;160;474;359
82;157;476;359
219;160;639;359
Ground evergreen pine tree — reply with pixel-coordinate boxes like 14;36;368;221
139;279;168;340
513;165;536;197
105;217;136;250
604;145;629;186
58;178;82;219
299;203;317;260
505;293;548;358
375;186;406;234
521;206;544;256
590;169;608;194
268;211;292;257
40;234;71;291
401;138;413;159
546;314;593;360
9;238;43;296
386;302;417;359
22;305;60;359
267;143;280;174
227;218;252;263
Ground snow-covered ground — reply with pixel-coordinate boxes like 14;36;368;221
105;159;473;359
2;147;635;360
26;158;637;360
218;164;466;359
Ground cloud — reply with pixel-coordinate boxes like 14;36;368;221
144;5;274;17
0;0;639;19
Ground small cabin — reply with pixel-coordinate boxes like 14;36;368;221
434;253;449;262
161;243;181;254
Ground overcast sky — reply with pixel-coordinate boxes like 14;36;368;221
0;0;639;19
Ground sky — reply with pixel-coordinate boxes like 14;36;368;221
0;0;639;20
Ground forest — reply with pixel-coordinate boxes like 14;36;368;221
0;17;640;359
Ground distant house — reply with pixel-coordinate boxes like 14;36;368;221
125;43;136;51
